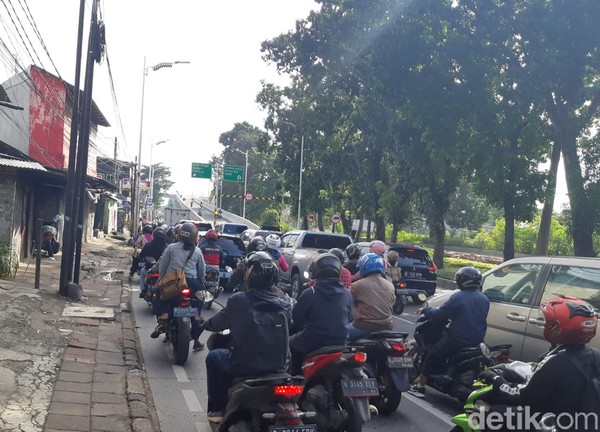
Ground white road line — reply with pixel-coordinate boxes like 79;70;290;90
195;422;212;432
172;364;189;382
182;389;203;412
404;393;455;426
393;315;417;325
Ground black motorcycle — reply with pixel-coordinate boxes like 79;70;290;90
350;331;413;415
407;317;512;402
141;257;158;307
204;266;224;310
392;279;428;315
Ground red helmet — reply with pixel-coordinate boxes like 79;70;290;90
541;295;598;345
206;229;218;241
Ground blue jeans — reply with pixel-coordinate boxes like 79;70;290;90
139;267;148;293
347;324;370;342
206;348;232;412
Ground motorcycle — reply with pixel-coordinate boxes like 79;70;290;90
141;257;159;307
299;345;376;432
350;331;413;415
205;266;224;310
207;332;316;432
408;316;512;403
392;280;428;315
449;361;555;432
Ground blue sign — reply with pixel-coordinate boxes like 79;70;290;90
146;197;153;206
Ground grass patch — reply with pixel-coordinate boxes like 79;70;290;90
438;257;496;280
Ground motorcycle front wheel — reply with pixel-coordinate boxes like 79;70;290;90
173;318;191;365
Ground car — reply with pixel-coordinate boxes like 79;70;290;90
386;244;437;297
215;222;249;237
198;233;246;286
426;256;600;362
259;225;284;236
240;228;283;247
178;219;213;237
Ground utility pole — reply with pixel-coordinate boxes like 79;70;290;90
113;137;118;185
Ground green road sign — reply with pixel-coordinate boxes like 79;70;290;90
192;162;212;179
223;165;244;182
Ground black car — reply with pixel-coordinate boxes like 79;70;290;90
386;244;437;297
199;234;246;285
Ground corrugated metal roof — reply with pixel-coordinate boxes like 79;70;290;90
0;157;46;171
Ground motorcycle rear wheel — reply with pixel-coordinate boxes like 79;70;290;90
340;397;362;432
173;319;191;365
372;372;402;416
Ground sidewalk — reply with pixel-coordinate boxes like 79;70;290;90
0;237;158;432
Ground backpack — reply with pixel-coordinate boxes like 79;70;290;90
230;300;290;376
566;347;600;418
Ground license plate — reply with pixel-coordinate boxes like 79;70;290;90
341;378;379;397
269;425;316;432
386;356;414;369
405;272;422;278
173;307;197;317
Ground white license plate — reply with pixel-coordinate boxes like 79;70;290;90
386;356;414;369
269;425;316;432
341;378;379;397
173;307;197;317
405;272;422;278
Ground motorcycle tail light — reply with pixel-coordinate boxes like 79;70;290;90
301;352;343;379
400;282;407;289
180;301;191;307
492;349;511;364
352;352;367;363
283;418;301;426
181;288;191;297
274;385;304;398
151;273;160;278
390;341;407;354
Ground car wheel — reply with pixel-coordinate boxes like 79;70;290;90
291;273;302;300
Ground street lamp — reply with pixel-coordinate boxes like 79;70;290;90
148;139;169;220
281;121;305;230
132;57;190;232
234;149;249;219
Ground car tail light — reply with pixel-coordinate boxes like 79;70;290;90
181;288;191;297
274;385;304;398
352;352;367;363
151;273;160;278
390;341;407;354
407;249;415;253
301;352;343;379
428;263;437;271
400;282;407;289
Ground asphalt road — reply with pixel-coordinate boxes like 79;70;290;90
132;283;462;432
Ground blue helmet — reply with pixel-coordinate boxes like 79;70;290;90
359;253;385;277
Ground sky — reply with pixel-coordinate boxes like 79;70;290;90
0;0;570;211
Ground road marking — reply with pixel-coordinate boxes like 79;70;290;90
182;389;203;412
172;364;189;382
393;315;417;325
195;422;212;432
404;393;455;426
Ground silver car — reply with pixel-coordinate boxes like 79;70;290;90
427;256;600;362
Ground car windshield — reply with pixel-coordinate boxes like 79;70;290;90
216;238;246;255
223;224;248;235
301;233;351;250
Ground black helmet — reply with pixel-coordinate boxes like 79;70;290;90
142;224;153;234
178;222;198;244
455;266;482;289
345;243;361;260
328;248;345;265
309;253;341;279
153;227;167;241
248;236;267;254
245;251;279;287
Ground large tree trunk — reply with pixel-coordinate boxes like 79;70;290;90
355;215;365;241
429;212;445;269
391;222;399;244
503;194;516;261
341;212;351;235
535;141;561;255
375;214;386;240
366;219;372;242
317;212;324;231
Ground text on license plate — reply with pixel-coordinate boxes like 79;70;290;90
269;425;316;432
405;272;422;278
341;378;379;397
173;307;197;317
386;356;414;369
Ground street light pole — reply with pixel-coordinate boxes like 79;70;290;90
234;149;249;219
148;139;169;220
297;135;304;230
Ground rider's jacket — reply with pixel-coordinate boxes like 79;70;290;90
201;240;223;267
138;239;167;262
350;273;395;332
423;288;489;346
267;248;289;272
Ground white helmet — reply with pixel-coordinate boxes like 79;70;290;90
266;234;281;249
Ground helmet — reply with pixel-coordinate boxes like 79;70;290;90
266;234;281;249
309;253;341;279
142;224;153;234
328;248;345;264
345;243;361;260
153;227;167;241
178;222;198;244
455;267;482;289
358;253;385;277
387;250;399;262
206;229;218;241
248;236;267;253
244;251;279;286
541;296;597;345
370;240;386;255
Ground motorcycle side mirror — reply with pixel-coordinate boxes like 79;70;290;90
145;257;157;264
196;290;214;302
479;342;493;361
417;293;427;302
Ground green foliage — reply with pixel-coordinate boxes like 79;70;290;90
0;243;18;278
260;209;280;227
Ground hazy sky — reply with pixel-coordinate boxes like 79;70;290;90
0;0;569;210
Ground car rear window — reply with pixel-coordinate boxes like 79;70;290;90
222;224;248;235
197;223;213;231
393;248;433;266
214;238;246;255
301;233;352;250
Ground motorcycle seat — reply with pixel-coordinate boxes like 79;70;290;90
457;346;481;353
305;345;355;358
369;331;409;340
241;373;301;387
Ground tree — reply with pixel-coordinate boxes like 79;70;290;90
141;163;173;210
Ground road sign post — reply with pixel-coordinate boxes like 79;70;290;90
331;213;341;224
191;162;212;179
223;165;244;182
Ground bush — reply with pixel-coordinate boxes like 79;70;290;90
260;208;280;227
0;243;18;278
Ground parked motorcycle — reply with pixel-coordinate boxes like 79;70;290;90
299;345;376;432
205;266;224;310
350;331;412;415
408;317;512;403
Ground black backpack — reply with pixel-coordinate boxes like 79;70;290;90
566;347;600;418
230;300;290;376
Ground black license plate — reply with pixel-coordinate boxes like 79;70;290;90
386;356;414;369
173;307;196;317
341;378;379;397
405;271;422;278
269;425;317;432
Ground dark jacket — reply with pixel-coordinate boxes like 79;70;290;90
291;278;353;352
344;259;360;275
138;239;167;262
201;240;223;267
423;288;489;345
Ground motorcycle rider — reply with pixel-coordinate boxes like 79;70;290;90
351;239;387;281
266;234;289;272
409;266;490;397
201;229;223;269
347;253;395;341
203;251;292;423
227;236;267;292
138;226;169;298
130;224;154;277
344;243;362;275
153;222;207;351
289;253;353;374
479;295;599;431
303;248;352;289
385;250;402;285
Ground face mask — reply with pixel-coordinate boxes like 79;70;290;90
388;260;397;266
